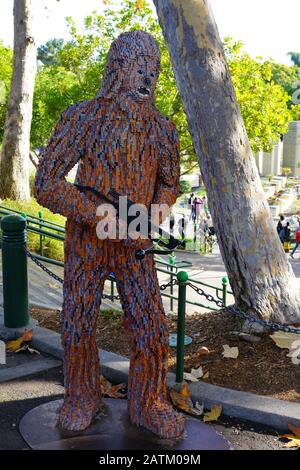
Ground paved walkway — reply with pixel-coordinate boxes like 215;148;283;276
0;245;299;316
0;246;233;315
0;365;286;450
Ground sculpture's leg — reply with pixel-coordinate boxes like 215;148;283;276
116;253;185;439
58;222;106;431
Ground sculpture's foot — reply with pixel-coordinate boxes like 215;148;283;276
131;400;185;439
58;396;102;431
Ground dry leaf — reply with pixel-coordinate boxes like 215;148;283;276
106;383;127;398
288;422;300;437
183;366;203;382
280;422;300;448
203;371;209;380
99;375;126;398
179;381;191;398
170;388;194;414
222;344;239;359
286;340;300;364
48;283;60;289
15;344;40;354
199;347;210;356
170;382;201;416
194;401;204;415
270;331;300;351
22;329;33;342
6;329;33;352
280;434;300;448
203;404;222;422
6;337;24;352
283;438;300;448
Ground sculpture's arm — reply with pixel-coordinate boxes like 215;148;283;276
34;104;98;227
152;120;181;209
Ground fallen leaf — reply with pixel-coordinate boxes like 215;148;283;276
179;381;191;398
280;422;300;448
288;422;300;437
100;375;126;398
48;283;60;289
222;344;239;359
183;366;203;382
22;329;33;342
203;371;209;379
6;337;24;352
280;434;300;448
194;401;204;415
283;439;300;448
6;329;33;352
170;382;201;416
270;331;300;351
15;344;40;354
199;347;210;356
203;404;222;422
286;340;300;364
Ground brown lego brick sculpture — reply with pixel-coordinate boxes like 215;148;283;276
34;30;185;439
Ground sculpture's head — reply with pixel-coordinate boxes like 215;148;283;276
99;30;161;103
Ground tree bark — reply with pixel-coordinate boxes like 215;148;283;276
153;0;300;323
0;0;36;200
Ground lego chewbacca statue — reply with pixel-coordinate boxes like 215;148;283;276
34;30;185;438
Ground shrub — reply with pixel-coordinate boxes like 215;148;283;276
179;180;192;194
0;198;65;261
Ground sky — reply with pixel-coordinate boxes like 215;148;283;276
0;0;299;65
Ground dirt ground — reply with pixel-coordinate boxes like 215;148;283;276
30;306;300;403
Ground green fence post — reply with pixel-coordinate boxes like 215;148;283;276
193;223;197;251
169;254;175;312
111;279;114;300
38;210;44;256
1;215;29;328
176;270;188;383
222;276;228;306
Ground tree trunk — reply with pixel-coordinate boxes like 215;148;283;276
153;0;300;323
0;0;36;200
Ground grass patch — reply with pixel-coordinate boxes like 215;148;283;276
0;198;65;261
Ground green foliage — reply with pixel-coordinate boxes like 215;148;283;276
224;38;291;153
271;62;300;120
37;39;64;66
288;52;300;67
0;41;12;142
1;1;293;166
0;198;65;261
179;180;192;194
281;167;292;177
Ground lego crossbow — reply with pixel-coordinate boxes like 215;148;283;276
74;185;184;259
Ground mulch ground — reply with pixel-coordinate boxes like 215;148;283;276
30;306;300;403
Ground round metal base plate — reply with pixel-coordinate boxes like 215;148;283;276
19;399;233;450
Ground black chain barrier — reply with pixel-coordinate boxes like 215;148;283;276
188;282;300;335
24;248;120;301
24;249;300;334
25;247;64;285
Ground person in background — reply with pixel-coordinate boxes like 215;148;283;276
191;197;197;222
202;195;209;217
277;215;286;235
290;223;300;258
193;197;203;222
177;214;188;249
188;193;194;219
280;222;291;254
207;215;215;236
169;210;175;235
